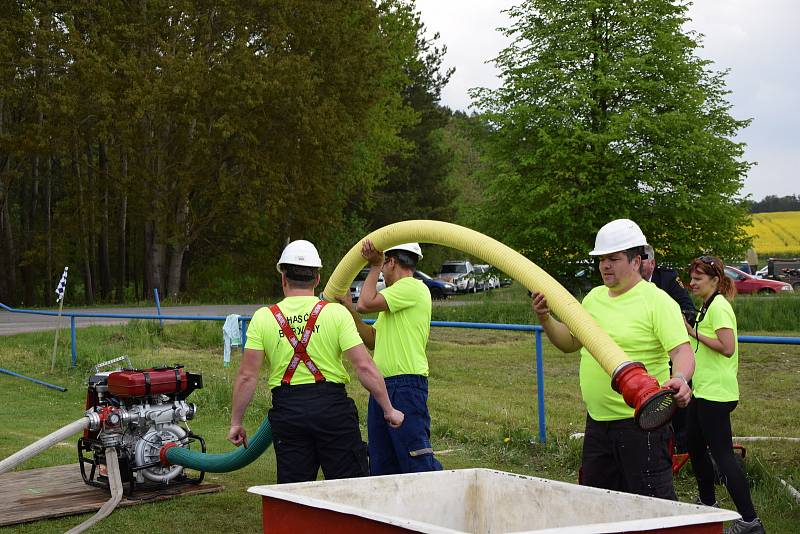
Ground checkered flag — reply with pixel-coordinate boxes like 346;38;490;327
55;266;69;303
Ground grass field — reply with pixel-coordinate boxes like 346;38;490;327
748;211;800;256
1;288;799;532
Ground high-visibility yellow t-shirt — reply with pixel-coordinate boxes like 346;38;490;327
692;296;739;402
373;276;431;378
579;280;690;421
244;296;363;389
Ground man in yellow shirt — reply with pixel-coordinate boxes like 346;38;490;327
228;240;403;483
532;219;694;499
338;240;442;475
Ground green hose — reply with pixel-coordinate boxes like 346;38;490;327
164;417;273;472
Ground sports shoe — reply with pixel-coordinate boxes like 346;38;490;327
725;517;765;534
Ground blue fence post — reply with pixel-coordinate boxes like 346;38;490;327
70;316;77;367
154;288;164;328
535;329;546;444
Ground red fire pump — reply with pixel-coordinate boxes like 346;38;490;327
78;357;205;494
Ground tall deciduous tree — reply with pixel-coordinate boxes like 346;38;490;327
472;0;752;272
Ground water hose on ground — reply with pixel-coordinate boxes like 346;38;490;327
0;417;89;476
321;220;676;430
65;447;123;534
162;415;273;471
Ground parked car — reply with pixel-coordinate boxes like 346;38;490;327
754;266;768;279
724;265;793;294
437;260;476;293
350;268;386;302
413;270;457;299
474;264;500;290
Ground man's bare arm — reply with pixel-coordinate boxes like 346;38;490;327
356;265;389;314
344;345;403;427
531;292;583;353
227;348;264;446
665;342;695;408
333;294;376;349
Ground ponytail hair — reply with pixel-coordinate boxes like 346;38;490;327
717;271;736;300
689;255;737;300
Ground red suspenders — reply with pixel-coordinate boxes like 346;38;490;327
269;300;328;385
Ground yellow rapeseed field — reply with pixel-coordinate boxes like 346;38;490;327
748;211;800;255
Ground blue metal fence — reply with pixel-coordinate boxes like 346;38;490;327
2;302;799;445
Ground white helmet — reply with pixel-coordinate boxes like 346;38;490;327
589;219;648;256
385;242;423;260
276;240;323;273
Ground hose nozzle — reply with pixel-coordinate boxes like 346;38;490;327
612;362;676;431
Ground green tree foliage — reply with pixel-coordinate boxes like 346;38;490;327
471;0;753;273
410;112;500;275
1;0;449;305
440;112;499;230
366;3;455;229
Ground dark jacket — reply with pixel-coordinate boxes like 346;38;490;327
651;267;697;324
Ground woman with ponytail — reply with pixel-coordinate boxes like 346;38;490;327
684;255;764;534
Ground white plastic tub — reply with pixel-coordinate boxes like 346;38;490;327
249;468;739;533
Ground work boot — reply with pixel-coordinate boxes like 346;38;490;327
725;517;765;534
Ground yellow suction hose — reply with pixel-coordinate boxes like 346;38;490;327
321;220;676;430
323;220;628;376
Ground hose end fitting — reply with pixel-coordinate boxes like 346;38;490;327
159;442;179;466
612;361;677;431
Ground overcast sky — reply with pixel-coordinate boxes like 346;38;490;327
415;0;799;201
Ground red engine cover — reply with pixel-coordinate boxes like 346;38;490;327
107;366;188;398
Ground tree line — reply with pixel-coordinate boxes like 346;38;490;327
2;0;755;307
749;195;800;213
0;1;453;306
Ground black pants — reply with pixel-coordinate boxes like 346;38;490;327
686;397;756;521
668;362;690;453
268;382;368;484
671;406;690;453
582;414;676;500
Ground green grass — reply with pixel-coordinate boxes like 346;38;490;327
732;295;800;332
1;296;799;532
